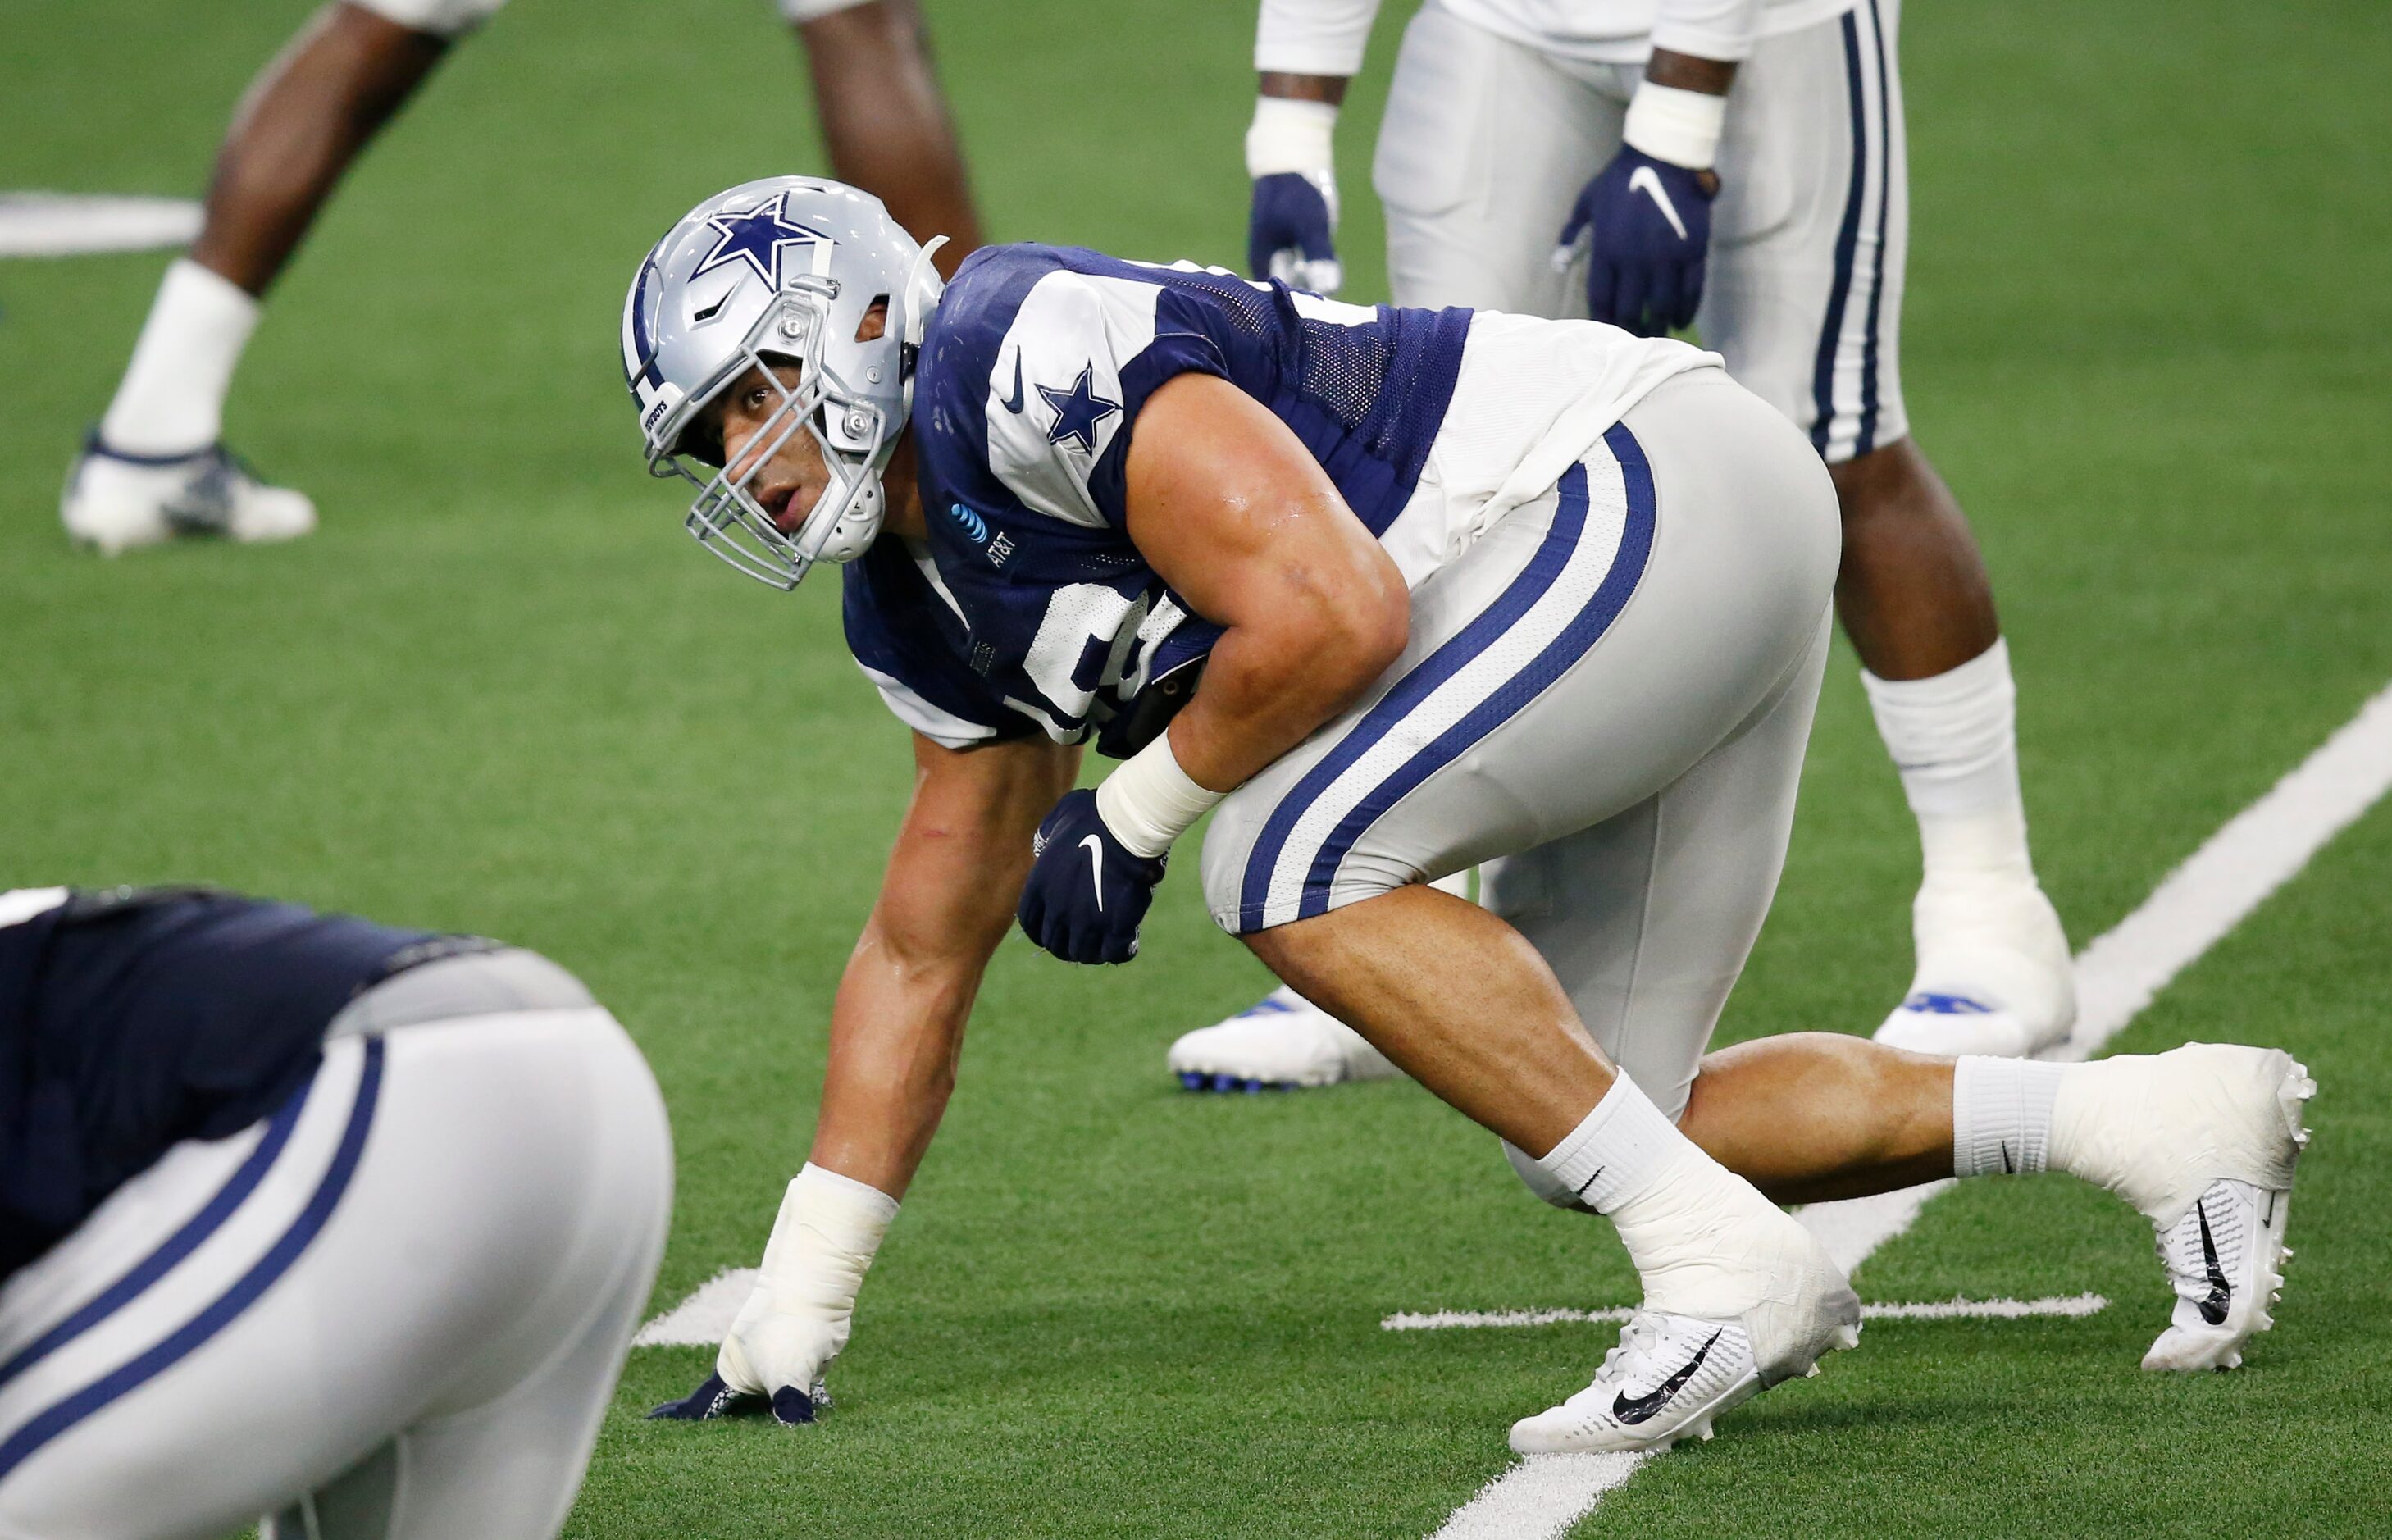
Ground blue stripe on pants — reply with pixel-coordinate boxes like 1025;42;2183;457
1235;423;1659;931
0;1039;385;1482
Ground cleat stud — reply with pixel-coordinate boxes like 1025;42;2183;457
1178;1072;1205;1091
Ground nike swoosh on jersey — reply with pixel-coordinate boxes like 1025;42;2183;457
1628;165;1690;242
1079;832;1105;911
1613;1329;1720;1425
1000;351;1026;415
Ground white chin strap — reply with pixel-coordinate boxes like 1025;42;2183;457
809;476;886;565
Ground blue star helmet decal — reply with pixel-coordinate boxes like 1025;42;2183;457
691;190;831;290
1037;365;1122;454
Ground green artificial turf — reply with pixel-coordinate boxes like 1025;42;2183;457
3;1;2389;1536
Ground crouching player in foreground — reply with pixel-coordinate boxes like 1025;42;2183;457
0;886;672;1538
626;180;2312;1451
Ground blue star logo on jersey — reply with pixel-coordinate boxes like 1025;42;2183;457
1037;365;1122;454
691;192;829;290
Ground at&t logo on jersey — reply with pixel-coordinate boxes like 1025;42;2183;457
948;503;989;543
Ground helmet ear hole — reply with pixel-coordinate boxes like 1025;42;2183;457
855;295;891;344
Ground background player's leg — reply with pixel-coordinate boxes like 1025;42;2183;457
1696;0;2071;1059
66;2;461;553
1371;3;1611;314
794;0;982;276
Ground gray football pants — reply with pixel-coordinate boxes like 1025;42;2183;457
0;950;672;1540
1202;368;1838;1120
1374;0;1910;464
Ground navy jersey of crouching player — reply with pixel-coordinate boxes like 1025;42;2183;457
846;246;1470;756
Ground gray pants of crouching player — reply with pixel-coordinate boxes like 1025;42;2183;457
1375;0;1909;464
0;950;672;1540
1203;368;1838;1128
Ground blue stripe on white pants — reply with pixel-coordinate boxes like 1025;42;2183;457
1232;424;1658;931
1809;0;1891;463
0;1040;383;1481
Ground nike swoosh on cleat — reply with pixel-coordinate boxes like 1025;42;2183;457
1627;165;1689;241
1000;352;1026;414
1613;1330;1720;1425
2195;1196;2232;1326
1078;832;1105;912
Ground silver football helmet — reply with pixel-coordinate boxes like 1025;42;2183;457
622;176;945;589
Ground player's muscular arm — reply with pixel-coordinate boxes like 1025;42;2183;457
809;731;1078;1196
1124;373;1410;794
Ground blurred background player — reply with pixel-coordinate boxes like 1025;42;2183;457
1172;0;2074;1090
0;885;671;1538
60;0;982;555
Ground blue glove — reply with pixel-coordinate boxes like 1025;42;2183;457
647;1372;822;1426
1017;789;1166;965
1556;147;1715;338
1248;171;1343;295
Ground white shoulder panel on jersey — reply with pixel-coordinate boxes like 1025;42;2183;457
856;663;1000;749
984;271;1160;531
0;887;71;929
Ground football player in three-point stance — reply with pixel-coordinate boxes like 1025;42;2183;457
62;0;980;554
623;178;2312;1452
1173;0;2075;1091
0;887;671;1538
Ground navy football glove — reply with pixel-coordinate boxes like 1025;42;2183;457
1556;147;1716;338
1248;171;1343;296
647;1372;822;1427
1018;788;1166;965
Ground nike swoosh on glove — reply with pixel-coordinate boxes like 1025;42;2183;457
1249;171;1343;296
1018;787;1166;965
1556;148;1715;338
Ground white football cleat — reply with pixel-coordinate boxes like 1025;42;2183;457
1875;877;2075;1058
1167;984;1400;1092
62;435;317;554
1509;1214;1861;1454
2078;1045;2315;1373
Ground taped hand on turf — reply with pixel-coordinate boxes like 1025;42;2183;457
1556;148;1715;337
1018;788;1165;964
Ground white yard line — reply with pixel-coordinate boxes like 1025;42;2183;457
632;1266;756;1348
1426;679;2392;1540
1383;1294;2106;1332
0;194;200;257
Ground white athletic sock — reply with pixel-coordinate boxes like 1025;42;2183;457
98;258;259;457
1536;1073;1780;1319
1951;1055;2064;1178
1861;639;2035;891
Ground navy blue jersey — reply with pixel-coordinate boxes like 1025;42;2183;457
841;244;1470;753
0;889;437;1282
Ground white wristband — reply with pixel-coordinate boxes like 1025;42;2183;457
1623;83;1727;171
758;1162;900;1314
1094;732;1226;859
1245;96;1338;179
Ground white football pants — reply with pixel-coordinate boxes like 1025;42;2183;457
0;952;672;1540
1374;0;1910;464
1203;366;1838;1119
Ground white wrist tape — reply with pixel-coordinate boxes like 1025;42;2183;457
1094;733;1225;859
1246;96;1338;179
1623;83;1728;171
756;1162;900;1317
